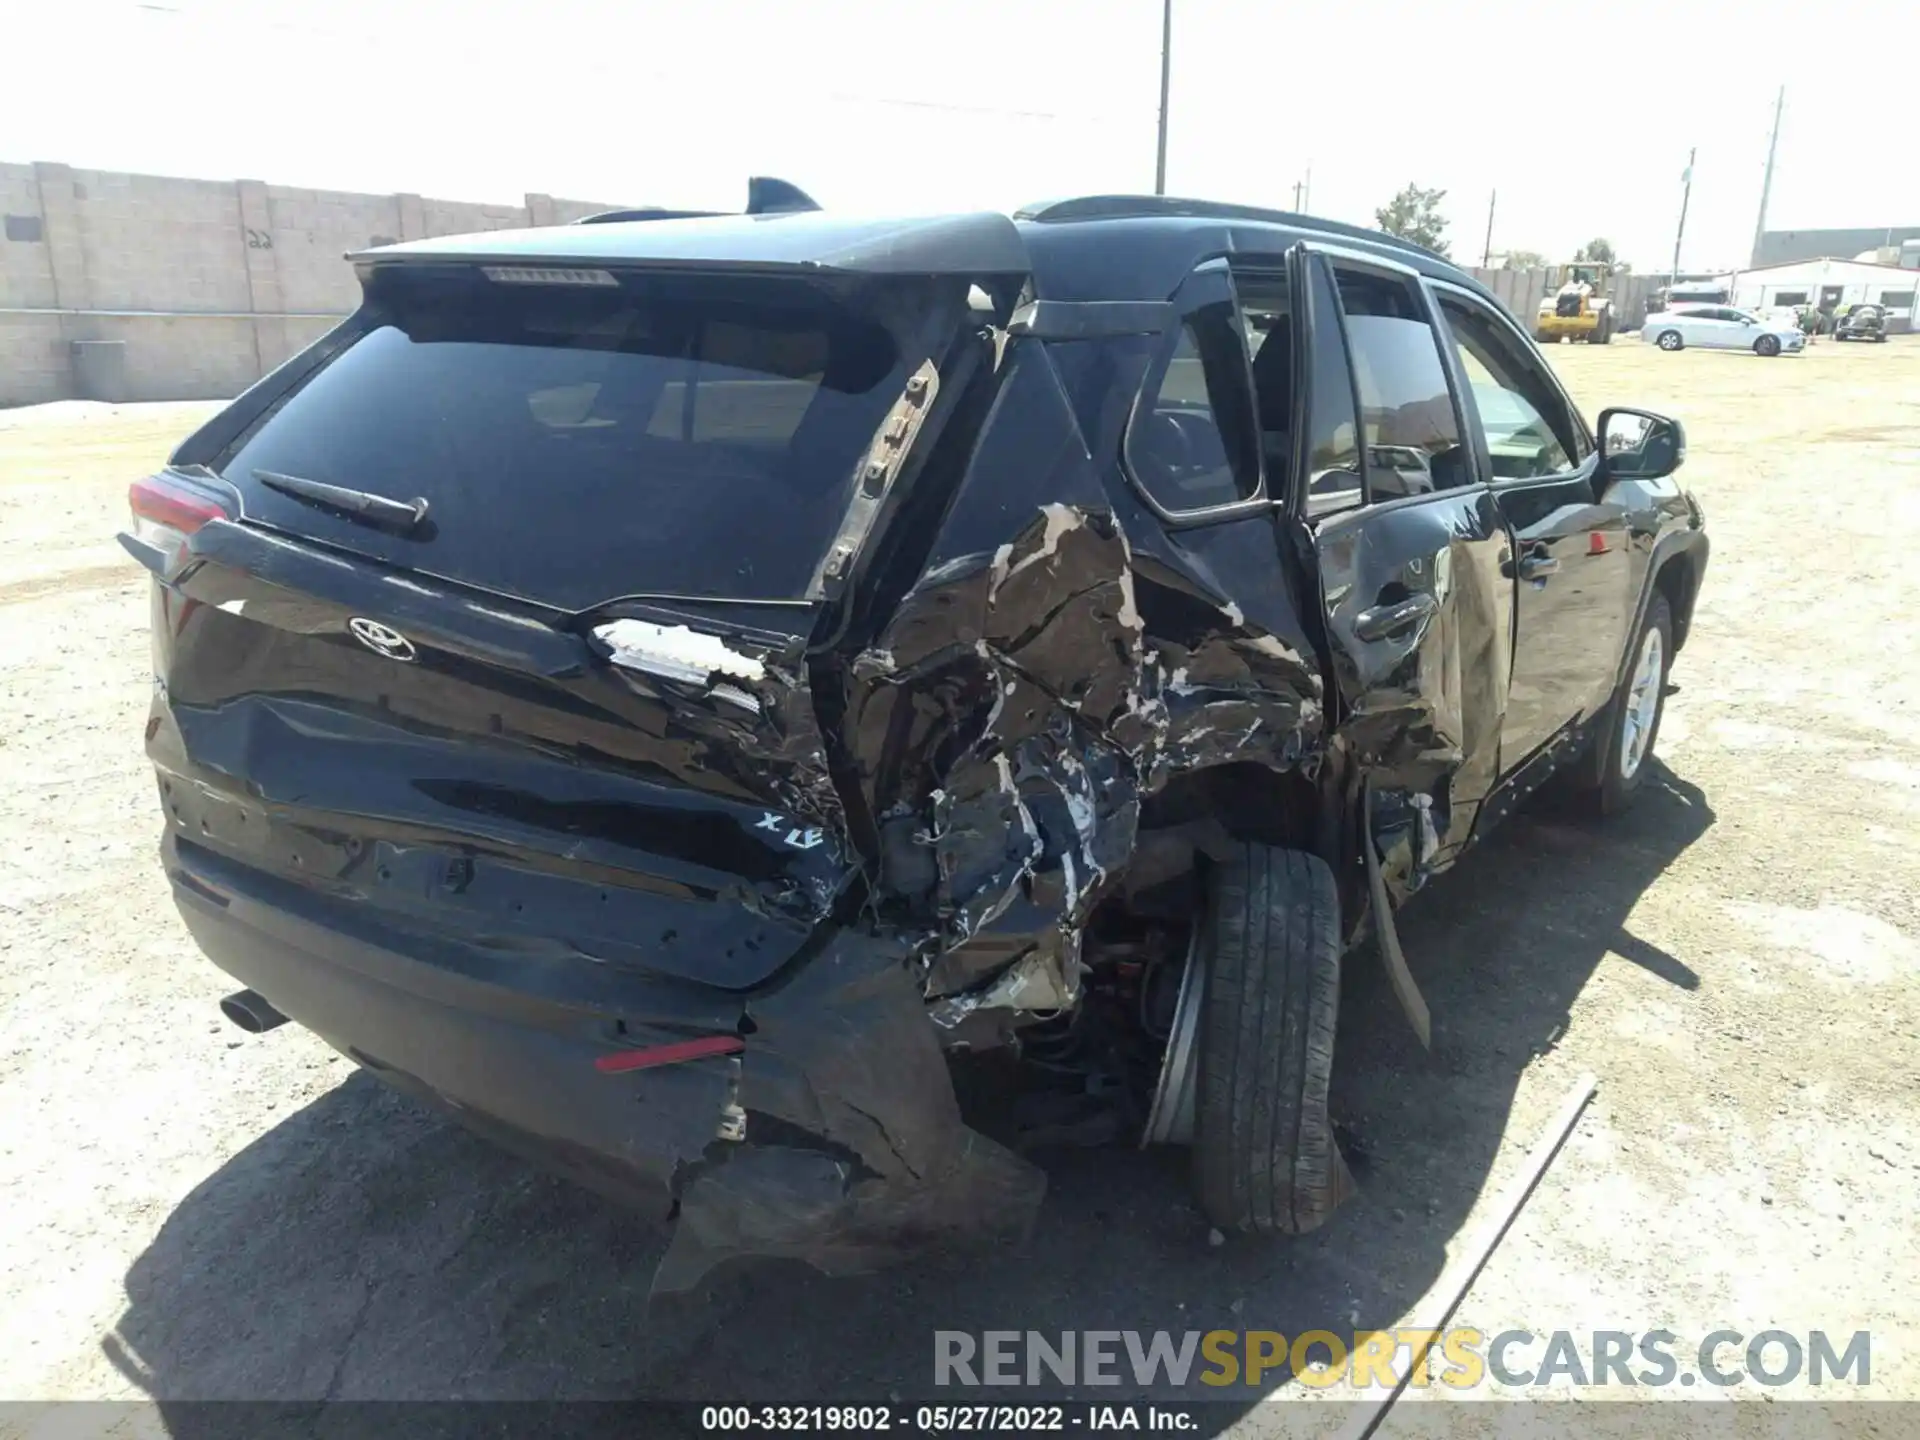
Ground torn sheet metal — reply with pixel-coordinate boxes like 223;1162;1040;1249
837;341;1324;1021
654;932;1045;1292
927;942;1081;1029
594;618;769;685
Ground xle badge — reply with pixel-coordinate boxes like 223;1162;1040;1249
757;812;825;851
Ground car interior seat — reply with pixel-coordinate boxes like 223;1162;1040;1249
1250;313;1293;479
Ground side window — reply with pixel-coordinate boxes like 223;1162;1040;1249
1333;267;1469;500
1128;281;1260;514
1235;272;1295;487
1302;260;1363;519
1438;294;1581;481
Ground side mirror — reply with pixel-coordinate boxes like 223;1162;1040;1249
1598;407;1685;481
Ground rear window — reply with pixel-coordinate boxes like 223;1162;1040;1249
218;270;908;609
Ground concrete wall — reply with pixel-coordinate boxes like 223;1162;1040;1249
0;161;625;406
1467;265;1664;335
0;161;1694;408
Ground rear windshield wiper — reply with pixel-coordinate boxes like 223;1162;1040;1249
254;471;429;535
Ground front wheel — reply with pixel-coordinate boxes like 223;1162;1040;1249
1576;592;1673;814
1190;846;1353;1235
1755;333;1782;357
1656;329;1684;351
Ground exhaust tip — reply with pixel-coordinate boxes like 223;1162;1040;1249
220;989;289;1035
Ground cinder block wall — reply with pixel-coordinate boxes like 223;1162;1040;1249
0;161;625;406
1467;266;1662;334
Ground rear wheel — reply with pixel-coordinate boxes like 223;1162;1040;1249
1587;314;1612;345
1755;333;1782;357
1191;846;1352;1235
1656;329;1684;351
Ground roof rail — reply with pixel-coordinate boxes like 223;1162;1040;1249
1012;194;1448;264
574;176;822;226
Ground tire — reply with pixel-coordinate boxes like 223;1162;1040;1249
1656;329;1683;351
1576;592;1673;815
1191;845;1353;1235
1755;333;1781;357
1587;313;1612;345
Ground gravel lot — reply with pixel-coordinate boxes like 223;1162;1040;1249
2;337;1917;1428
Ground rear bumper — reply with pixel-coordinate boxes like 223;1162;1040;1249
169;834;729;1216
165;833;1044;1287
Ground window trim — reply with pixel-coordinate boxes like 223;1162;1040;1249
1120;259;1273;528
1283;247;1369;521
1430;278;1595;485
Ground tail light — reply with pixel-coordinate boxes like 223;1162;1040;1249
127;472;229;574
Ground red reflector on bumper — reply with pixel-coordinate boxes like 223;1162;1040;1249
594;1034;744;1074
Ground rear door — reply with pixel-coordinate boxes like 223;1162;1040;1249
1289;245;1512;884
146;259;989;989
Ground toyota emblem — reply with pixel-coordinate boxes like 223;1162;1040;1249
347;617;417;662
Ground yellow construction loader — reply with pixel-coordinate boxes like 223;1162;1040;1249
1534;262;1615;345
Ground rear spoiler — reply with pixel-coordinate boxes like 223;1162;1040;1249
347;205;1031;282
573;177;822;226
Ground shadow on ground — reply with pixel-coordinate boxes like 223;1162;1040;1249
104;768;1713;1435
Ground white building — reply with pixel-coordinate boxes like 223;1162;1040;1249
1729;258;1918;332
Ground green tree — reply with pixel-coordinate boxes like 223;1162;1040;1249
1374;183;1451;256
1502;248;1548;270
1574;237;1616;265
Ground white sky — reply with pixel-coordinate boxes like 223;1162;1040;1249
7;0;1917;271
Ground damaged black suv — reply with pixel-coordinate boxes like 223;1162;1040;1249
126;184;1706;1288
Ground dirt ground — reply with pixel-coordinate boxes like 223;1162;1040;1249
2;336;1918;1430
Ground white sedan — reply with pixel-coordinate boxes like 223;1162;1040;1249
1642;305;1806;356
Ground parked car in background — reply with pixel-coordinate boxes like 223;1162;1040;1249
1834;304;1888;343
1642;305;1806;356
122;185;1707;1289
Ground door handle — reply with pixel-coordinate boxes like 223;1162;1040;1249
1517;553;1560;580
1353;592;1437;642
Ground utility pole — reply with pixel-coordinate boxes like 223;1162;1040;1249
1750;86;1784;266
1292;178;1303;210
1302;165;1311;212
1671;148;1696;286
1482;190;1497;268
1153;0;1172;195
